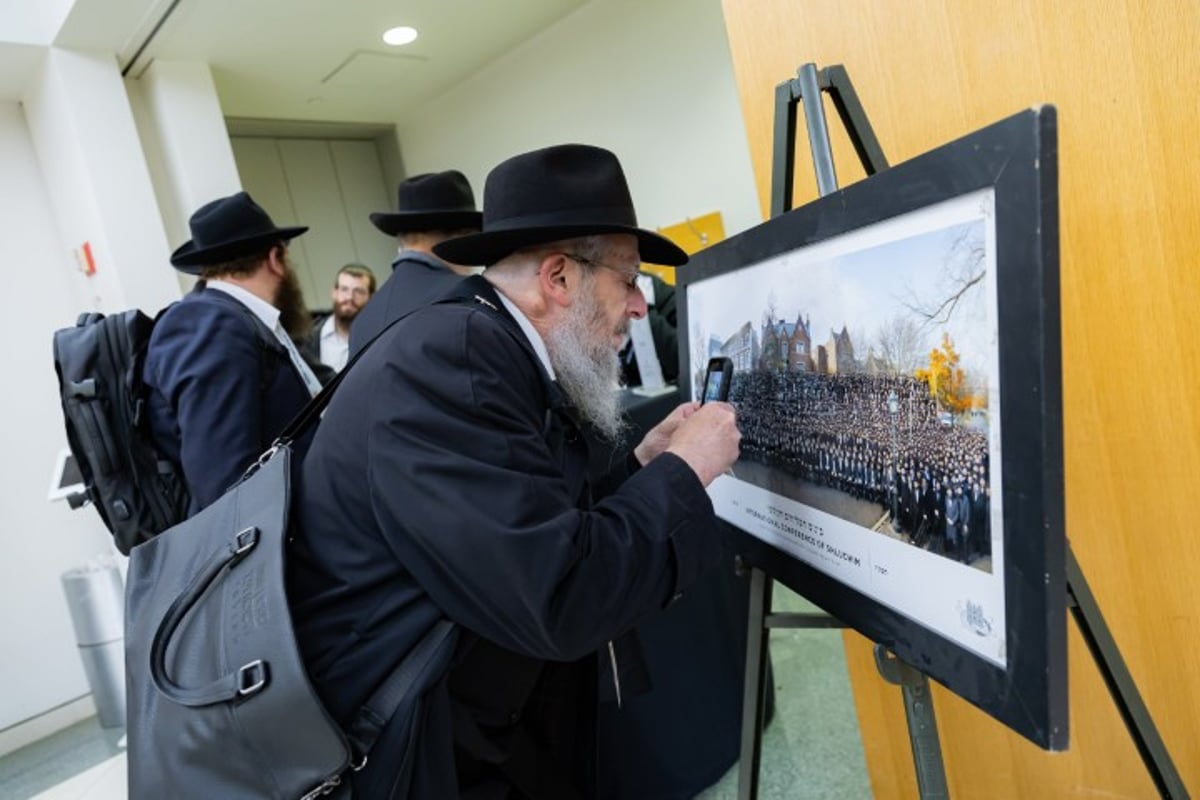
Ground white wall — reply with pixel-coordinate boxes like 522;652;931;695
0;102;115;734
128;60;242;258
125;60;243;297
23;48;179;317
397;0;761;239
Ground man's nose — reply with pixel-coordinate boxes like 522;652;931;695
628;290;648;320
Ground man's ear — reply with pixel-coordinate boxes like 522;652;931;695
265;244;287;278
537;252;576;309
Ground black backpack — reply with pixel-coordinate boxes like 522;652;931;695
52;310;189;554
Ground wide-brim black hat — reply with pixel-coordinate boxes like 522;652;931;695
171;191;307;274
369;171;483;236
433;144;688;267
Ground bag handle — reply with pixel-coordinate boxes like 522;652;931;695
149;526;264;707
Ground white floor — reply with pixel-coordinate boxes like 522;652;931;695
30;753;125;800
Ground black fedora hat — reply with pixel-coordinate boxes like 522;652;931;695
369;171;483;236
433;144;688;267
170;192;307;274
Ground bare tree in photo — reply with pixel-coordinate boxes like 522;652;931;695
904;225;986;327
760;290;779;331
872;315;927;376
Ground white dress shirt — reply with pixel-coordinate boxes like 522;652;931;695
317;315;350;373
495;289;555;380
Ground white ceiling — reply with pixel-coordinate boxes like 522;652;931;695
101;0;585;125
3;0;585;118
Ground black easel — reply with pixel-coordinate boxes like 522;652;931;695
736;63;1189;800
1066;548;1187;798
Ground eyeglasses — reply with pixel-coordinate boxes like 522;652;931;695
560;253;641;291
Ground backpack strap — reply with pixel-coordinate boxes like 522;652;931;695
187;288;289;393
229;298;285;392
267;303;422;448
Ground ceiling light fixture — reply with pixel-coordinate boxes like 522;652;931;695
382;26;419;46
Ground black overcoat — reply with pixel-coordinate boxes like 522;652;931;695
289;276;725;798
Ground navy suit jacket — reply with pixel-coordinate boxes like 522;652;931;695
143;287;312;513
289;276;724;799
348;250;465;357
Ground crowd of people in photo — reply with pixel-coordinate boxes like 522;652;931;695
730;368;992;565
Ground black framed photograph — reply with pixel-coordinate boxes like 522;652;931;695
677;107;1066;749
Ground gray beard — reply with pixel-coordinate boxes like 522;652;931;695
546;293;627;444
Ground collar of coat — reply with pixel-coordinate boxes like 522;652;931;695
436;275;571;423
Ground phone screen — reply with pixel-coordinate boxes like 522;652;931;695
703;371;726;403
702;357;732;404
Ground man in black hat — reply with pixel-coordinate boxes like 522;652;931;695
143;191;323;514
348;170;482;355
289;144;741;799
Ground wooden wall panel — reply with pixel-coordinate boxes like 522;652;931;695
719;0;1200;796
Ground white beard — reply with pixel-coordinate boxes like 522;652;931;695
545;287;628;443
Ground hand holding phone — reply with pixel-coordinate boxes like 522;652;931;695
701;357;733;404
666;401;740;485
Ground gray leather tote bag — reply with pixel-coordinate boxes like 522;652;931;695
124;313;456;799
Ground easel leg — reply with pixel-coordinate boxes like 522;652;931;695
1068;546;1189;799
875;647;950;799
737;566;772;800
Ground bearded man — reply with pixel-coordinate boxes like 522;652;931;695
308;263;376;372
143;191;322;514
288;144;741;799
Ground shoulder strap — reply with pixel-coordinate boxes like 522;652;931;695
344;619;456;760
289;280;537;763
272;277;538;448
271;296;443;447
198;286;284;349
273;284;554;763
194;288;286;390
285;281;592;785
295;294;471;761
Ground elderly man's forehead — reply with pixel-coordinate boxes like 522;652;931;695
599;233;641;262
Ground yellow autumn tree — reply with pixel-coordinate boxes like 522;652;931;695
914;332;971;414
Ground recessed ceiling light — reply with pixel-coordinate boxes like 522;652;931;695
382;26;418;46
